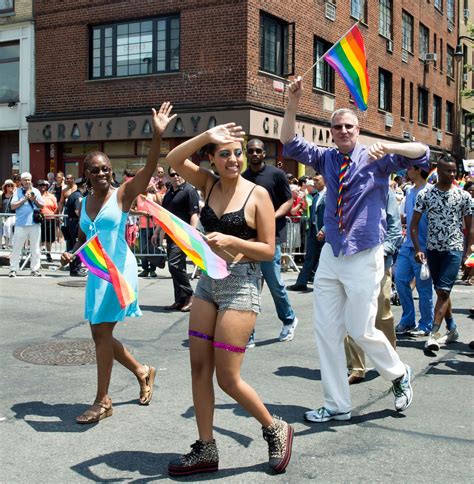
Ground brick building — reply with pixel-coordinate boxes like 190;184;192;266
0;0;35;181
28;0;461;181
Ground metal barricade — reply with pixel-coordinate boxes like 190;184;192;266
281;216;309;272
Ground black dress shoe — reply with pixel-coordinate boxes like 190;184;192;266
70;272;86;277
180;296;193;312
149;271;158;278
348;375;365;385
287;284;308;292
164;302;183;311
138;270;150;277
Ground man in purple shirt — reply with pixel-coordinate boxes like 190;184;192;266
281;76;430;422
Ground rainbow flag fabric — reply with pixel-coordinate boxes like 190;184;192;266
75;234;136;309
323;24;370;111
139;196;229;280
427;168;438;184
465;253;474;268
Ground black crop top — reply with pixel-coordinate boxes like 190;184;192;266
200;181;258;240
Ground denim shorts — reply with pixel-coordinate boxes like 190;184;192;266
427;249;463;292
194;262;261;314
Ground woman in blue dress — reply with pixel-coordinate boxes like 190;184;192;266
61;102;176;424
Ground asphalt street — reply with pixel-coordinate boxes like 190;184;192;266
0;264;473;483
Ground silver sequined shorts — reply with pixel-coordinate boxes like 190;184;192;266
194;262;261;314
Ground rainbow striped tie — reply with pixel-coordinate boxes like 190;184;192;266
336;155;350;231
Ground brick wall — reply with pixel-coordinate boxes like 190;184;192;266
34;0;459;151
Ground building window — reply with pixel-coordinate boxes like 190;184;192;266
419;24;429;60
433;95;442;129
401;78;405;118
418;87;429;125
445;101;454;132
378;68;392;112
434;0;443;12
447;0;454;29
351;0;367;23
313;37;334;93
446;45;454;79
402;11;414;53
433;33;437;68
90;15;180;79
379;0;392;39
260;12;294;77
0;42;20;103
409;82;414;121
439;38;443;72
0;1;14;14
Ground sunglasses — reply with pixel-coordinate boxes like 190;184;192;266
88;166;111;175
247;148;263;155
169;172;179;177
331;124;357;131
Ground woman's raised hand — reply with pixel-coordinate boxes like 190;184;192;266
206;123;245;145
152;102;177;136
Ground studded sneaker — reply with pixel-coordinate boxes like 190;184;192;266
262;416;294;473
168;439;218;477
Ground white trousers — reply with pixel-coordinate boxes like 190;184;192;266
313;243;406;413
9;225;42;272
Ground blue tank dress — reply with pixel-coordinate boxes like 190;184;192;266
80;189;142;324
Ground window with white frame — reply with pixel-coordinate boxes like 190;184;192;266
402;11;414;52
434;0;443;12
90;15;180;79
379;0;392;39
447;0;454;28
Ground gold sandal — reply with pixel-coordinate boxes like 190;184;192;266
139;364;156;406
76;399;113;424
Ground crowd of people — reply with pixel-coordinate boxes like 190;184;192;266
1;87;473;476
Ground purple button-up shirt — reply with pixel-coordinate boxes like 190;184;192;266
283;135;430;256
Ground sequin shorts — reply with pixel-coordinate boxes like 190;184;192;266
194;262;261;314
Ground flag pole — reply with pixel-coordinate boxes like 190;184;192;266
300;21;361;80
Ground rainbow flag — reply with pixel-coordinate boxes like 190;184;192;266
75;234;136;309
139;196;229;280
465;253;474;268
323;24;370;111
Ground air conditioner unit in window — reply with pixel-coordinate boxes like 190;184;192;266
464;9;470;19
401;49;408;63
463;73;468;82
386;39;394;53
437;130;443;141
423;53;437;62
385;113;394;127
325;2;336;21
403;131;411;140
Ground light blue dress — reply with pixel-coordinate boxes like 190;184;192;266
80;189;142;324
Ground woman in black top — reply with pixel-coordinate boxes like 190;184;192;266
165;124;294;476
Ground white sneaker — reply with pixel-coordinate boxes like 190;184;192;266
279;318;298;342
8;270;16;278
425;332;441;351
304;406;351;423
30;270;42;277
438;329;459;345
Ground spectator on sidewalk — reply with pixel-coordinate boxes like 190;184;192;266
9;172;44;277
157;167;199;312
288;174;326;292
242;138;299;343
1;179;15;248
37;179;58;263
411;155;472;351
394;165;434;336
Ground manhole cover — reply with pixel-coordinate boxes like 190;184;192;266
57;280;87;287
13;339;96;366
